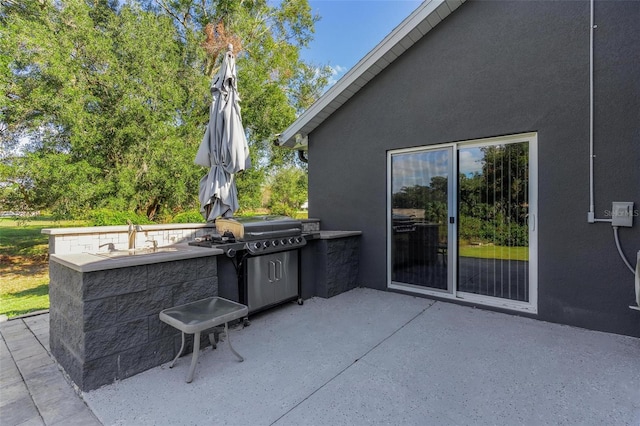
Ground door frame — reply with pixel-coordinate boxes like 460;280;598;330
387;132;538;314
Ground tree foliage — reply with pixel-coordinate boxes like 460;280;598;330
392;144;529;246
1;0;329;219
267;166;307;218
459;144;529;246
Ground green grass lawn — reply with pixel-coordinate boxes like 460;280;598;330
0;217;87;318
458;244;529;261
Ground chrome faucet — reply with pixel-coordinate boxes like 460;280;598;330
127;220;142;250
99;242;115;252
146;239;158;250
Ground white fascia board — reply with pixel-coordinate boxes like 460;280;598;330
278;0;467;148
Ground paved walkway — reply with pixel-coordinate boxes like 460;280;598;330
0;314;100;426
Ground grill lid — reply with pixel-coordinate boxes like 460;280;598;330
215;215;302;241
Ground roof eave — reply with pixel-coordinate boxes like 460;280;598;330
278;0;466;149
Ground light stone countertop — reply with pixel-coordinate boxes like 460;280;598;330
50;243;222;273
304;231;362;240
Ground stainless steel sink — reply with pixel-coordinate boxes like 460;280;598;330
95;247;178;258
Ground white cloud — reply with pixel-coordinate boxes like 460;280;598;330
392;150;449;193
458;148;484;176
331;64;347;75
326;64;347;87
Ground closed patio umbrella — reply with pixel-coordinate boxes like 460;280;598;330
195;44;251;221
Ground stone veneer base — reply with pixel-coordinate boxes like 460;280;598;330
301;235;361;299
49;256;218;391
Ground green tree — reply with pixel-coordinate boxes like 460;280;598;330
1;1;206;218
458;144;529;246
391;176;447;225
155;0;329;183
480;144;529;226
1;0;328;219
267;166;307;217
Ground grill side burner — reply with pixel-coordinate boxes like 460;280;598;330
214;215;306;254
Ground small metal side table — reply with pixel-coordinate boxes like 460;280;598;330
159;297;248;383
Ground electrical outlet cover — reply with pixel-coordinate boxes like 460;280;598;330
611;202;634;227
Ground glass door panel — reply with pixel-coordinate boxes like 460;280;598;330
457;143;530;302
390;148;451;291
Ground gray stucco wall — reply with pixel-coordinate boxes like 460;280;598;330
307;0;640;336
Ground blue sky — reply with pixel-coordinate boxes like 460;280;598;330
301;0;422;85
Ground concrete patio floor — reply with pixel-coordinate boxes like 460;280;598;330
2;287;640;425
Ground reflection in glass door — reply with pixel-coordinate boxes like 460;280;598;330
390;148;451;292
388;133;537;313
457;143;530;302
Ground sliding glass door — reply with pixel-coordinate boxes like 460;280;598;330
457;142;531;302
389;148;453;293
388;133;537;313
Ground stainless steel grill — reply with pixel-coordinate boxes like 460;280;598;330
216;215;306;254
189;216;305;315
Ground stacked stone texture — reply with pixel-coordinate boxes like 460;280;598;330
49;257;218;391
303;236;360;298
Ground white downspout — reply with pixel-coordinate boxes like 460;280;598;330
587;0;612;224
588;0;595;222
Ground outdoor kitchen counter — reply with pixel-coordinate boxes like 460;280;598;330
49;243;223;273
301;231;362;300
48;242;221;391
303;230;362;240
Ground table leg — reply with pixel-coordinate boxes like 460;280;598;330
170;332;186;368
186;331;200;383
225;322;244;362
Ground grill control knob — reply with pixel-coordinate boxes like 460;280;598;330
254;242;262;249
295;237;302;244
264;240;271;248
281;239;287;245
273;240;279;246
288;238;295;245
